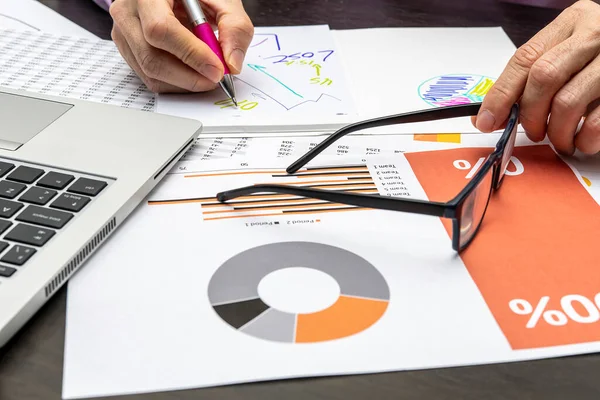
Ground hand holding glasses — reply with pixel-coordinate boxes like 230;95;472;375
217;102;520;252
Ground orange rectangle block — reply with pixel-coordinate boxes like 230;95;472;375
414;133;461;143
405;144;600;350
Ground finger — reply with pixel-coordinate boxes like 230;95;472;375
575;106;600;154
111;1;187;92
202;0;254;74
112;25;185;93
546;56;600;155
138;0;224;83
114;5;218;92
474;7;577;133
172;1;194;31
519;35;599;142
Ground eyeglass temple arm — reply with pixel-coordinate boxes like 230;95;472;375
217;184;447;217
286;103;482;174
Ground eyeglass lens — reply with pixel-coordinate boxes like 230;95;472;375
459;166;494;249
498;123;518;186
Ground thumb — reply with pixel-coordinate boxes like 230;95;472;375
202;0;254;74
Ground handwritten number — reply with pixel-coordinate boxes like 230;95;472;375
262;55;289;64
317;50;334;61
264;50;335;64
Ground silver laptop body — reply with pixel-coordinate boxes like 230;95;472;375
0;87;201;347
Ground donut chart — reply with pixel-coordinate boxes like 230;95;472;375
418;74;495;107
208;242;390;343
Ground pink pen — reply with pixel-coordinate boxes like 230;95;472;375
181;0;237;106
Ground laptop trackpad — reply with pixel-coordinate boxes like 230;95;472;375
0;91;73;151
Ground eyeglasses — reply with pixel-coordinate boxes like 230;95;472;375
216;102;520;252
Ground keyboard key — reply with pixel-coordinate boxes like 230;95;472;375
0;199;23;218
0;180;26;199
0;265;16;277
0;162;15;177
5;224;55;246
0;241;9;254
0;219;12;235
37;171;74;190
7;165;45;184
1;245;36;266
16;205;73;229
50;193;90;212
20;187;57;205
68;178;107;196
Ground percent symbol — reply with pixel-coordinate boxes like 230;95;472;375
453;156;524;179
509;294;600;329
453;157;485;179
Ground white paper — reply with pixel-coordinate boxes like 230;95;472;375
62;132;600;399
331;27;518;135
0;28;156;110
157;25;357;135
158;26;518;137
0;0;96;38
182;132;500;162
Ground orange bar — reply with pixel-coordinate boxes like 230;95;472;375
296;173;371;179
413;133;461;143
310;184;375;190
150;189;380;207
148;198;206;206
184;169;284;178
255;179;356;186
295;296;389;343
413;134;438;142
184;166;368;178
405;144;600;350
295;166;368;173
201;198;322;209
202;202;352;214
203;207;368;221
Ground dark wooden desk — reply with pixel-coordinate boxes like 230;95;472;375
1;1;599;399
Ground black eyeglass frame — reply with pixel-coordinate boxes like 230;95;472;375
216;102;520;252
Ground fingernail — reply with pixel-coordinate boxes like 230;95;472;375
476;110;496;132
201;64;222;83
228;48;245;72
525;130;541;143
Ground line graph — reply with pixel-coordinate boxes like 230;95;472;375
247;64;303;98
234;77;341;112
157;25;357;126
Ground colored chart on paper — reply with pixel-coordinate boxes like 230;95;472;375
414;133;462;144
405;145;600;350
147;165;378;221
157;25;356;126
418;74;495;107
207;242;390;343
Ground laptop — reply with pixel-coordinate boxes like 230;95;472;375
0;86;201;347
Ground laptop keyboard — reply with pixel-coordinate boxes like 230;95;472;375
0;160;109;279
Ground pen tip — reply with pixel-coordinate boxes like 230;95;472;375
232;97;238;107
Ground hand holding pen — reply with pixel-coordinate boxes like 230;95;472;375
109;0;254;96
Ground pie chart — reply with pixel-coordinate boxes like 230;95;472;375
207;242;390;343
